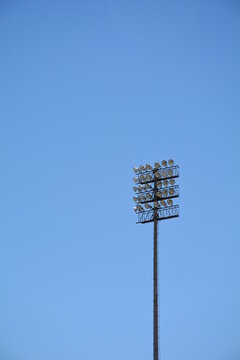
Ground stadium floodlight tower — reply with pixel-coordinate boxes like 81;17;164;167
132;160;180;360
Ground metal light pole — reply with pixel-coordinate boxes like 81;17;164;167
132;160;180;360
153;172;159;360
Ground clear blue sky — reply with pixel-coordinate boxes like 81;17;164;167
1;0;239;359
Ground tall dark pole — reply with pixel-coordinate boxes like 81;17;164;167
132;161;180;360
153;173;159;360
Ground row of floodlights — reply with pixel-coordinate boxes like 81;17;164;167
133;179;176;193
133;159;174;173
133;168;174;183
133;187;176;203
133;199;174;212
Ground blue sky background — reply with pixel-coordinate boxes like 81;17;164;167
0;0;240;359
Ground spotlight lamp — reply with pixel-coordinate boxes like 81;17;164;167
163;180;168;187
146;193;153;200
146;163;152;170
162;189;168;197
161;200;166;207
132;160;180;360
145;203;152;209
145;183;152;190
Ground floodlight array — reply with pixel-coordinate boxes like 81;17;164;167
132;160;180;223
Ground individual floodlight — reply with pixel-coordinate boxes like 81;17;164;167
133;167;139;173
146;163;152;170
160;200;166;206
133;177;138;183
157;181;162;187
138;185;143;192
161;171;167;178
133;197;138;202
145;183;152;190
168;159;174;166
133;186;138;192
145;173;153;181
162;189;168;197
169;179;175;186
167;199;173;206
169;188;175;195
140;165;145;171
157;191;162;198
154;162;160;169
146;193;152;199
145;203;152;209
155;171;161;179
161;160;167;167
137;204;143;211
167;169;173;177
140;175;145;181
163;180;168;187
154;201;159;208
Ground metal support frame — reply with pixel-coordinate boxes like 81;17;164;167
137;205;179;224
